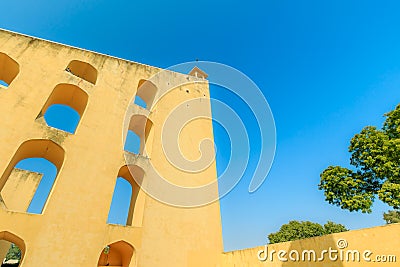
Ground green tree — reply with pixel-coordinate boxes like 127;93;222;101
323;220;348;234
5;243;21;261
383;210;400;224
319;104;400;213
268;220;348;244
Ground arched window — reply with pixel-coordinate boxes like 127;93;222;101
98;240;134;267
134;79;158;110
107;165;144;226
65;60;97;85
38;84;88;134
0;231;25;267
125;115;153;155
0;53;19;88
0;140;64;214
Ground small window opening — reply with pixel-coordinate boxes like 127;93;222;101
0;232;25;267
15;158;57;214
133;96;147;109
65;60;97;85
107;178;132;225
38;84;88;134
1;242;22;266
0;80;9;87
124;131;141;154
97;240;135;267
44;104;80;134
134;79;158;110
125;115;153;155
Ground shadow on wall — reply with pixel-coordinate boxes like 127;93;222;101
252;224;400;266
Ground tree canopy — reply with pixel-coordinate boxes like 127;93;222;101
383;210;400;224
268;220;348;244
319;104;400;213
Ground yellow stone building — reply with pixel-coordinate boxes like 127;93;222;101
0;29;398;267
0;28;222;266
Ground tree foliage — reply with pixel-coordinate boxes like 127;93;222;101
383;210;400;224
268;220;348;244
319;104;400;213
5;244;21;261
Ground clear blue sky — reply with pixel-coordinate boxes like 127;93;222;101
2;0;400;252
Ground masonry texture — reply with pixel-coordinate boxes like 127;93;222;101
0;29;398;267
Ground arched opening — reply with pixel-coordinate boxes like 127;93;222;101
134;79;158;110
0;231;25;267
39;84;88;134
0;140;65;214
98;240;134;267
107;165;144;226
65;60;97;85
125;115;153;155
0;53;19;88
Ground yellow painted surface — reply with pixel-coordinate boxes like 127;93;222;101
220;223;400;266
1;168;42;212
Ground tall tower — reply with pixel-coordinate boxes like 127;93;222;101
0;29;223;266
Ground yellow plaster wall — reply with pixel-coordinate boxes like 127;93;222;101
220;223;400;266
